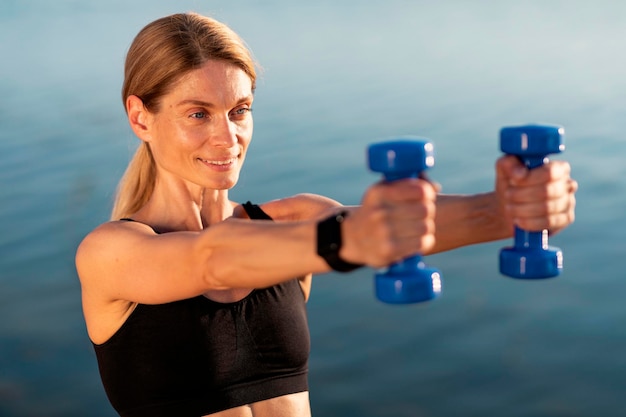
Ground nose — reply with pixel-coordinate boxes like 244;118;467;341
209;115;238;148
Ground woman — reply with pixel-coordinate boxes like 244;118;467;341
75;12;577;417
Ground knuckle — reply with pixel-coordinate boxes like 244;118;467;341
426;218;436;235
377;240;398;263
421;234;436;252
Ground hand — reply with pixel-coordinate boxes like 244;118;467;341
340;178;437;268
495;155;578;234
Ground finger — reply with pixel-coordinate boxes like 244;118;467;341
515;210;575;232
388;198;437;220
496;155;528;183
496;155;573;184
510;192;576;231
387;178;437;202
364;200;435;238
382;230;436;264
513;160;572;187
363;179;437;206
532;160;571;184
389;212;436;240
419;172;442;193
360;203;436;263
506;178;572;204
507;193;571;219
550;192;577;234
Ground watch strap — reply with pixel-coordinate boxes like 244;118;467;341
316;211;363;273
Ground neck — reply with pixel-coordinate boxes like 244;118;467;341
131;177;236;232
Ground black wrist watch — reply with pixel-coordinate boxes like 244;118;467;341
316;211;363;273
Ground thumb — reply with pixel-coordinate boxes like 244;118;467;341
496;155;527;185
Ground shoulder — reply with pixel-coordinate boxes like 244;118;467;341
77;220;156;251
75;220;156;278
258;193;343;221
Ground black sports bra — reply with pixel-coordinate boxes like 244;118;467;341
93;202;310;417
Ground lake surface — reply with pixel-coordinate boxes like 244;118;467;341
1;1;626;416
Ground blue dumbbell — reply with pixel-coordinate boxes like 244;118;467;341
499;124;565;279
368;138;442;304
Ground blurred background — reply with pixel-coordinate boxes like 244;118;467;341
1;1;625;416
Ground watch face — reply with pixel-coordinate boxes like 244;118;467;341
317;214;342;256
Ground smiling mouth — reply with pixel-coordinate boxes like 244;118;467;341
199;157;238;166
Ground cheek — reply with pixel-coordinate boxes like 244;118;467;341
150;126;202;166
163;123;203;150
239;120;253;148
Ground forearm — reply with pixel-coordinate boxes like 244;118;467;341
200;217;331;289
428;192;511;254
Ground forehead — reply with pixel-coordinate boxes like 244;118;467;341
169;60;253;102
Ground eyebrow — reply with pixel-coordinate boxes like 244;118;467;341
176;95;253;108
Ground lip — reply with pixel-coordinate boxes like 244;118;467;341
197;156;239;170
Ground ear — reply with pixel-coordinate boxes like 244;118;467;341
126;95;154;142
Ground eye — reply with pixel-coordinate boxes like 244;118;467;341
230;106;252;118
189;111;207;119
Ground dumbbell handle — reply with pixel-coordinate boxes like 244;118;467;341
521;156;548;170
513;228;548;250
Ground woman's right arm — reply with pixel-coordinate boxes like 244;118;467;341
75;218;329;306
75;177;437;306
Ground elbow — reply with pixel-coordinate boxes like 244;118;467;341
198;245;238;291
194;221;246;291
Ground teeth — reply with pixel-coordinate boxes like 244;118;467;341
202;158;236;165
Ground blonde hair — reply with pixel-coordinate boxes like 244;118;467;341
111;13;257;220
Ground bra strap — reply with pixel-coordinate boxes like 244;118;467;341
242;201;273;220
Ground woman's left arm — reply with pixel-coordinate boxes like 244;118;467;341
427;155;578;254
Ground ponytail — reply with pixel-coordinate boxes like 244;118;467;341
110;142;156;220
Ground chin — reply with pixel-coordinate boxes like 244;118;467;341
210;177;239;191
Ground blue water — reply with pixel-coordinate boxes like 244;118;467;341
1;1;626;416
